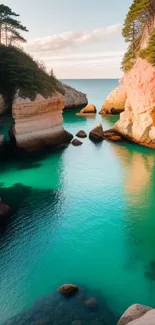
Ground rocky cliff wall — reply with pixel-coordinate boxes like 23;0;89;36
11;93;72;152
63;83;88;110
102;17;155;147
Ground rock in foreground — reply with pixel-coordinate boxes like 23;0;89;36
89;124;104;142
100;85;126;115
59;284;79;297
117;304;153;325
76;130;87;138
63;84;88;110
71;139;83;146
11;93;73;152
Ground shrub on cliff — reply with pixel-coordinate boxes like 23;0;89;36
139;28;155;65
0;45;64;106
122;0;155;71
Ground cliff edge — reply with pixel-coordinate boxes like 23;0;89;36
102;1;155;147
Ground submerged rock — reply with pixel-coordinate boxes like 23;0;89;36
117;304;153;325
84;297;97;310
63;83;88;110
76;130;87;138
59;284;79;297
89;124;104;142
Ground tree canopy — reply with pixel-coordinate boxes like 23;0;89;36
122;0;155;71
0;45;64;106
0;4;28;46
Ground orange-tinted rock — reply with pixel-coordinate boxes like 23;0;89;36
100;85;126;115
78;104;97;115
59;284;79;297
114;59;155;148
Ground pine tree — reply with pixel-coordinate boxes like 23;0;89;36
121;0;155;71
0;4;28;46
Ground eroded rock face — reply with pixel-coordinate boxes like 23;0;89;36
100;85;127;115
63;84;88;110
11;93;73;152
117;304;153;325
114;58;155;147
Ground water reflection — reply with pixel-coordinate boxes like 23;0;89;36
113;144;155;196
112;142;155;305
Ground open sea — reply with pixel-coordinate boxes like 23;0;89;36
1;79;155;325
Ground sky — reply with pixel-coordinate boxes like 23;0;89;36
3;0;132;78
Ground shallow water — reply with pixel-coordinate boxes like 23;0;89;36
1;79;155;324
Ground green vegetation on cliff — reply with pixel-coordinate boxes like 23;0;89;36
122;0;155;71
0;45;64;106
0;4;64;107
0;4;28;46
139;28;155;65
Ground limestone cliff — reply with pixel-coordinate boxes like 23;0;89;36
11;93;73;152
114;57;155;147
63;83;88;110
102;14;155;147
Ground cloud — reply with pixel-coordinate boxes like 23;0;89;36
25;24;122;54
24;24;124;78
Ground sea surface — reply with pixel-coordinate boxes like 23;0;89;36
1;79;155;324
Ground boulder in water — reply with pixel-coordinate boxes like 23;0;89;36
76;130;87;138
80;104;97;114
89;124;104;142
59;284;79;297
71;139;83;146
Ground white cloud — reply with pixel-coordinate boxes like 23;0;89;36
24;24;124;78
25;24;122;54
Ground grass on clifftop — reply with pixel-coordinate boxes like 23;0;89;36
0;45;64;105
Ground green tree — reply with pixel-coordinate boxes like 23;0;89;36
0;45;64;108
0;4;28;46
122;0;155;71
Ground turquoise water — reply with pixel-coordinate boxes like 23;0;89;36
1;79;155;324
